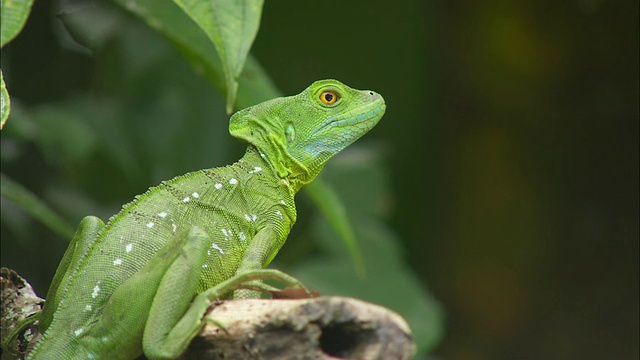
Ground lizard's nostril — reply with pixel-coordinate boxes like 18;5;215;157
368;91;374;96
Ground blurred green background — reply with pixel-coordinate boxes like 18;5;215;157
1;0;638;359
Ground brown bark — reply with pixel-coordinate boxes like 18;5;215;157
185;297;415;360
1;267;43;360
1;268;416;360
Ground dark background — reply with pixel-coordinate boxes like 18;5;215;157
255;1;639;358
2;0;638;359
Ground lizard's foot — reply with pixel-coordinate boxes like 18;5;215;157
204;269;311;300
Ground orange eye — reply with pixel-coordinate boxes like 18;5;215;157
320;91;339;105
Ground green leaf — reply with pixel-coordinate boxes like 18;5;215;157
1;0;34;129
305;178;366;278
0;173;75;239
171;0;264;113
1;0;35;47
1;70;9;129
112;0;278;109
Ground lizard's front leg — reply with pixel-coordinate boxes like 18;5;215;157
231;225;295;299
142;227;304;360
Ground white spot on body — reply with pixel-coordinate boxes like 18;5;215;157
183;196;190;203
92;285;101;299
280;200;286;205
158;211;168;218
202;264;208;269
249;166;262;174
211;242;224;254
276;210;283;220
172;223;178;233
84;304;92;311
113;258;122;266
74;328;84;336
252;214;258;222
126;243;133;253
215;183;223;189
239;231;247;242
146;222;154;228
221;228;229;237
192;192;199;198
244;214;252;221
229;178;238;185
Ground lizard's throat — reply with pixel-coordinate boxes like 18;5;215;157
244;142;312;194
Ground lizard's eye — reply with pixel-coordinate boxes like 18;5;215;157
320;91;339;105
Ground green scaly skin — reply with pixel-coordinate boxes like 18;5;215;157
21;79;385;360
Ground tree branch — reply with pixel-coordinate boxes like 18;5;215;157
1;267;43;359
186;297;415;359
1;268;416;359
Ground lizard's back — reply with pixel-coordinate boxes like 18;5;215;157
32;148;294;359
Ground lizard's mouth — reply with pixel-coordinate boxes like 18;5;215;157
318;98;386;133
298;94;386;160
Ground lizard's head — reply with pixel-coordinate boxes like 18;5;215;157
230;79;386;190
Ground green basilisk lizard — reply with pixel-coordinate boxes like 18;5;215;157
10;79;385;359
